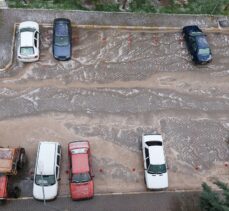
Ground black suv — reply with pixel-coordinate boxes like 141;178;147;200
53;18;72;61
182;25;212;64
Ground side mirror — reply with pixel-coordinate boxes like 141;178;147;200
166;163;170;170
58;178;61;181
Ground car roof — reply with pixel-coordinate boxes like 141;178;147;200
71;153;89;174
149;146;165;164
20;31;34;47
195;35;209;48
36;142;58;175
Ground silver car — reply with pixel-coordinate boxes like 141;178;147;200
17;21;39;62
142;134;168;190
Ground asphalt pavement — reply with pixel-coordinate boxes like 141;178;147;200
0;191;201;211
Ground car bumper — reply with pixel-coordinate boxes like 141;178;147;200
18;56;39;63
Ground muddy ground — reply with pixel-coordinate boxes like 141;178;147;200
0;25;229;197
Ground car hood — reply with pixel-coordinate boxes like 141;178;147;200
53;45;71;60
33;182;58;200
70;180;93;200
145;171;168;189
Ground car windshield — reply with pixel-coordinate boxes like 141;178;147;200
20;47;34;56
72;172;91;183
54;36;69;46
35;175;56;186
148;164;166;174
198;48;210;56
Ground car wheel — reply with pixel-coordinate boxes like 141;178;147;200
8;186;21;198
13;187;21;198
17;148;26;169
0;199;6;205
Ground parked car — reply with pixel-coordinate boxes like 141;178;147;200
33;142;61;200
0;146;26;202
52;18;72;61
182;25;212;64
142;134;168;190
17;21;39;62
68;141;94;200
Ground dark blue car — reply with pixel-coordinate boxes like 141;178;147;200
182;25;212;64
53;18;72;61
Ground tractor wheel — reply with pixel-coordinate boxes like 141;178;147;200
17;148;26;169
13;186;21;198
8;186;21;198
0;199;6;205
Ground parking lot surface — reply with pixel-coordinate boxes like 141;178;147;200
0;9;228;199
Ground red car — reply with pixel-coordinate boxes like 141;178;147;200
68;141;94;200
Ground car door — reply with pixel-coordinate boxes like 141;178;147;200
56;145;61;180
34;31;38;52
88;148;94;177
34;30;39;50
143;147;149;170
56;154;60;180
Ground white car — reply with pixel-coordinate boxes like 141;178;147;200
33;142;61;200
17;21;39;62
142;134;168;190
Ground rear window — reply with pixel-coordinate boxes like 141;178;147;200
55;24;68;36
20;28;35;33
20;47;34;56
71;148;87;154
146;141;162;146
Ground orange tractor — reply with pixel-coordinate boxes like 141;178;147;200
0;147;26;202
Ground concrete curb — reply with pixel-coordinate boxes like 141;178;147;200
2;7;228;18
8;188;203;201
0;23;16;72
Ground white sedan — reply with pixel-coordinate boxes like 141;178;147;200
142;134;168;190
17;21;39;62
